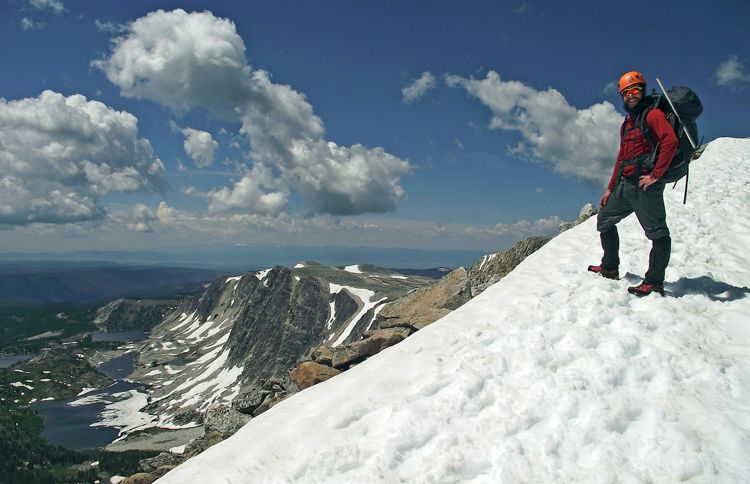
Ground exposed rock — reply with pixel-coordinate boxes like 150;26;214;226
226;268;331;377
290;361;342;390
332;327;412;369
129;263;432;425
121;466;175;484
577;203;598;222
378;268;467;331
204;403;252;438
183;432;225;456
311;344;334;366
252;392;292;417
559;203;598;233
466;236;550;297
232;379;292;417
329;289;359;330
376;236;550;332
139;452;184;473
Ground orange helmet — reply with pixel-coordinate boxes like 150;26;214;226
618;71;646;93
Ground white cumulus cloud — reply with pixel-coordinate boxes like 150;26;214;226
93;9;411;216
181;127;218;168
446;71;623;185
201;165;288;215
402;71;437;104
0;90;166;225
127;203;158;232
715;55;750;88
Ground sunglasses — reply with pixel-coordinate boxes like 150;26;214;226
620;86;643;97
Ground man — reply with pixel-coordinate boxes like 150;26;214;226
588;71;678;296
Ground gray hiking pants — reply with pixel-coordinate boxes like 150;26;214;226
596;179;671;284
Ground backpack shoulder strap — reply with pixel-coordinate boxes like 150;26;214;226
638;95;661;148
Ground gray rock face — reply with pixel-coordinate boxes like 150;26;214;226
139;452;184;473
232;379;291;417
226;267;330;382
204;404;252;438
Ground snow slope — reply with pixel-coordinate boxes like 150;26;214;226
158;138;750;483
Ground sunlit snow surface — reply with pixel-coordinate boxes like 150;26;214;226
159;138;750;483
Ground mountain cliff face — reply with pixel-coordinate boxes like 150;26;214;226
130;263;433;425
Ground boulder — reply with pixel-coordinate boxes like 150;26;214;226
232;379;292;417
183;432;225;456
121;466;175;484
577;203;598;223
204;403;252;438
332;327;412;369
252;392;291;416
560;203;598;233
311;345;334;366
290;361;341;390
139;452;184;473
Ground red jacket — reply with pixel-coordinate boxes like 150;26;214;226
607;107;678;190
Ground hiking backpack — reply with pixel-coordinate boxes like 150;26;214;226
638;80;703;201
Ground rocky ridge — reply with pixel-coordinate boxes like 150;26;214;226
286;205;598;396
128;263;433;427
118;205;598;481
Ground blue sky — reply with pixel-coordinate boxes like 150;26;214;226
1;0;749;264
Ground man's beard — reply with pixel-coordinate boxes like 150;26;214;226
624;98;644;114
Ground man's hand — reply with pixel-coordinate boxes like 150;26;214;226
600;188;612;208
638;174;658;191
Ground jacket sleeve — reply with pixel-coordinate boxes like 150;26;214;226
645;109;679;179
607;158;622;191
607;123;627;191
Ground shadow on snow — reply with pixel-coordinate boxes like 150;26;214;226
621;273;749;301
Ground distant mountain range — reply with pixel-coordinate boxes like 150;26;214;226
0;262;221;305
0;245;486;272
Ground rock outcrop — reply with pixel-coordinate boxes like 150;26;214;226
331;327;413;369
377;235;551;331
377;268;467;331
204;404;252;438
131;264;432;425
290;361;341;390
558;203;598;233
